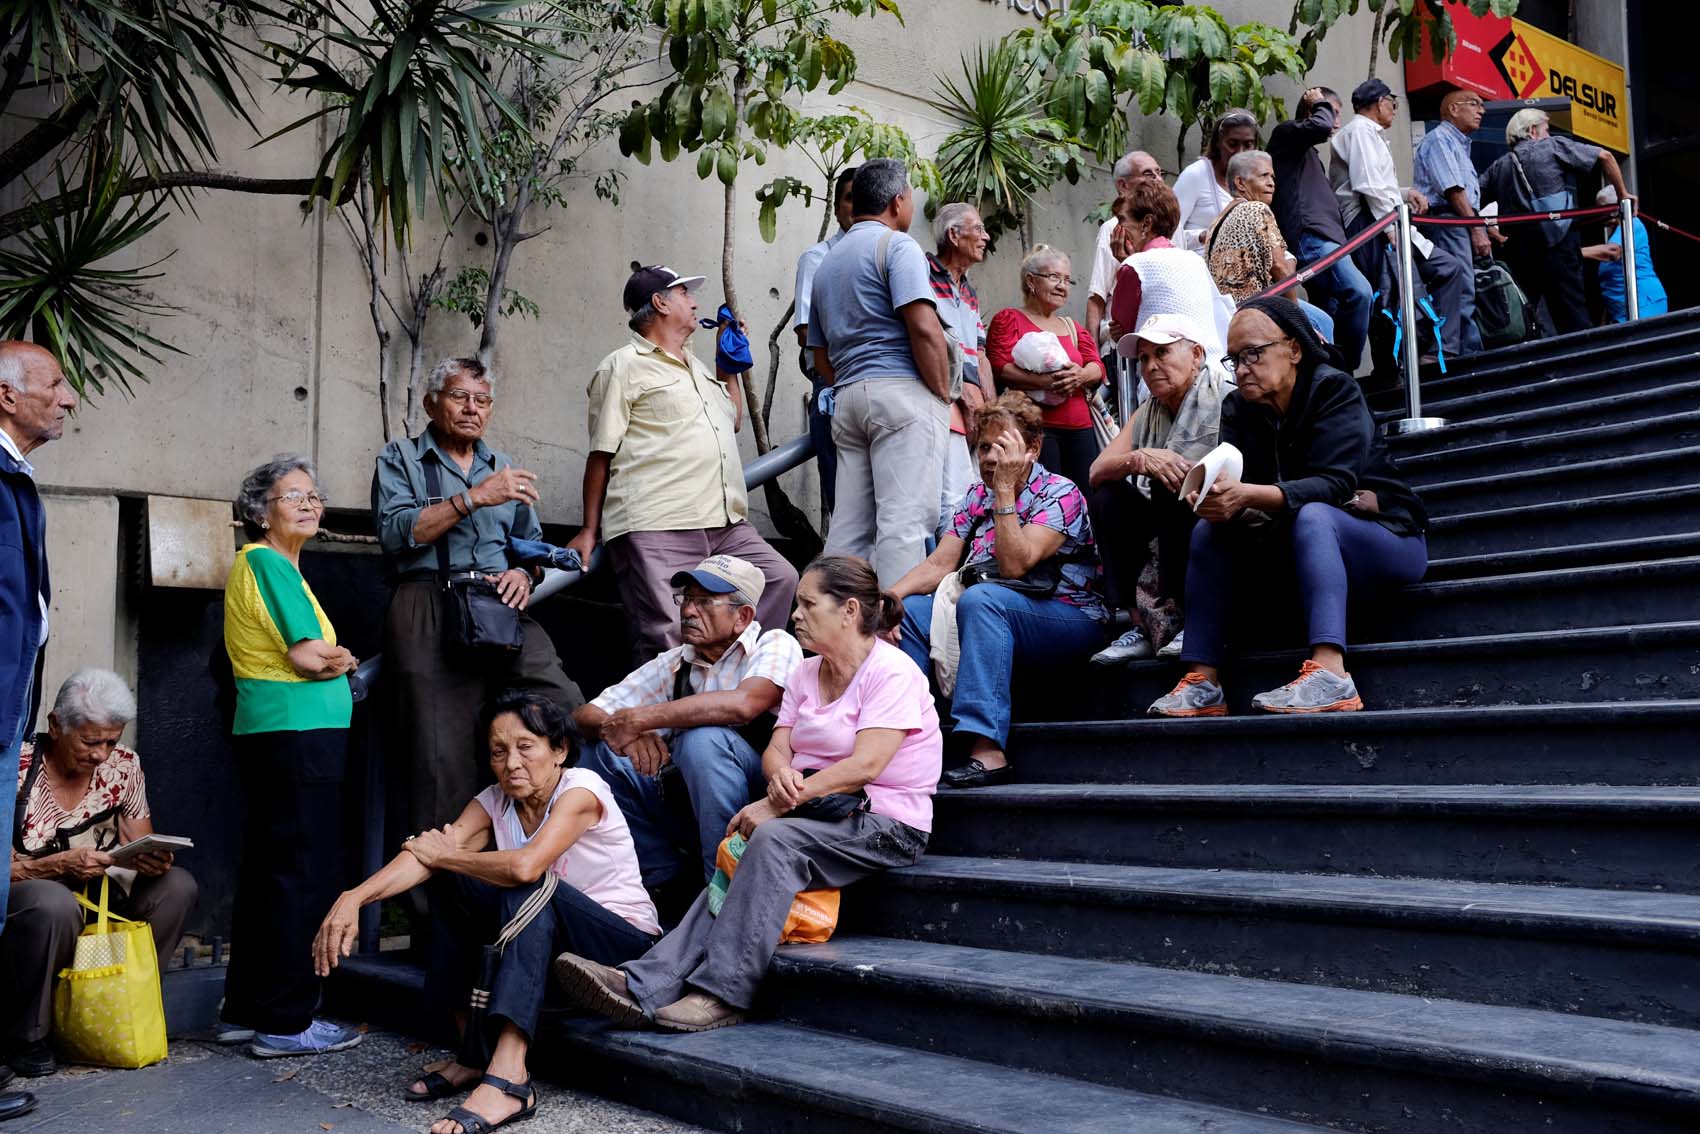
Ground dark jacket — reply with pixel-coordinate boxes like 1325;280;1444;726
1269;104;1348;250
1;442;49;748
1221;362;1427;535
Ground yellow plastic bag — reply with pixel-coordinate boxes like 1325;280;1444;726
710;834;841;945
53;875;168;1069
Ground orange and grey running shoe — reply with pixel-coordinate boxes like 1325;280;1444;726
1147;672;1228;718
1252;659;1364;713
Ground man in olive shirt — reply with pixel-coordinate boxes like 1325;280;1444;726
567;266;798;660
372;357;582;829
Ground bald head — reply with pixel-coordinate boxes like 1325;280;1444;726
0;341;76;457
1439;88;1485;135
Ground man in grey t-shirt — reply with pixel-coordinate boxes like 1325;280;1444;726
808;158;952;586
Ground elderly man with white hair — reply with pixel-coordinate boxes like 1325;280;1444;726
5;669;197;1080
0;340;76;1123
928;202;997;533
1479;107;1629;335
1088;149;1165;346
373;356;584;833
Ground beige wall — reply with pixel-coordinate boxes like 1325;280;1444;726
38;492;135;740
26;0;1399;544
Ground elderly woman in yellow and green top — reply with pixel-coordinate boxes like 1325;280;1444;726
217;454;363;1059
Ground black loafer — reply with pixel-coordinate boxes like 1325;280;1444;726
940;760;1014;789
0;1067;11;1091
0;1090;38;1122
8;1041;55;1078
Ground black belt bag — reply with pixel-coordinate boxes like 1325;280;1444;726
424;459;524;663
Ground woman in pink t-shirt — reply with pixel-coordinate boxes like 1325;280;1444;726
310;690;658;1134
555;555;939;1037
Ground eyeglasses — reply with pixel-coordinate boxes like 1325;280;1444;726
439;390;494;408
268;490;327;509
1222;338;1290;371
1032;272;1076;286
672;592;741;609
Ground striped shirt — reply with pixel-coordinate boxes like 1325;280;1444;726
589;621;802;738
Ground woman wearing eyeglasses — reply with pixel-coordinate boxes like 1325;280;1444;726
986;244;1105;489
1149;298;1428;717
218;454;364;1058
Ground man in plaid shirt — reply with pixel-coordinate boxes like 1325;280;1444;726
576;555;801;903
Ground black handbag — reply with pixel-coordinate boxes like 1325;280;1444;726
787;768;869;822
424;458;524;662
955;509;1062;599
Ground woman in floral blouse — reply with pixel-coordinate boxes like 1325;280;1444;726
4;669;196;1078
889;393;1109;789
1204;150;1336;342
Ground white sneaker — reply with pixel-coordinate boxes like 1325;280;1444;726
1157;630;1185;659
1091;627;1154;665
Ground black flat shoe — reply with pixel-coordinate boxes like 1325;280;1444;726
0;1090;38;1122
940;760;1014;789
7;1041;54;1079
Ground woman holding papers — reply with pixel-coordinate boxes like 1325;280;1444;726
1149;297;1428;718
3;669;197;1078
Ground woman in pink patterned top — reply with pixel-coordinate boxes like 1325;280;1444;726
554;555;937;1037
5;669;197;1078
889;393;1110;790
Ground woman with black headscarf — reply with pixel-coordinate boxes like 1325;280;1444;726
1148;297;1428;717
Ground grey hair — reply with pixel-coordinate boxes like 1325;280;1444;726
851;158;910;217
628;305;663;335
236;453;321;540
1226;149;1272;195
933;202;979;251
424;357;492;399
1019;244;1069;292
0;346;26;394
1596;184;1620;207
1506;107;1549;146
52;668;137;729
1112;150;1155;181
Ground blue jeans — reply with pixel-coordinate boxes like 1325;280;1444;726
1181;503;1428;667
899;585;1107;747
808;377;837;515
1296;233;1374;373
0;667;35;935
579;727;765;887
1296;298;1335;343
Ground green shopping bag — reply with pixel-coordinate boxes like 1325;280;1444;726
53;875;168;1069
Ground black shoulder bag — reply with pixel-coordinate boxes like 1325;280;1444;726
423;457;524;663
956;508;1062;599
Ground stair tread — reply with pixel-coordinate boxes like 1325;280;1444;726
889;858;1700;940
772;936;1700;1093
1418;445;1700;498
1374;352;1700;420
1011;698;1700;736
1395;404;1700;463
1428;481;1700;526
1426;532;1700;576
1404;551;1700;594
561;1020;1324;1133
940;781;1700;811
1408;316;1700;386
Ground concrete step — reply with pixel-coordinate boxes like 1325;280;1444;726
1417;447;1700;512
1397;410;1700;483
927;782;1700;892
1426;483;1700;559
1376;352;1700;426
1424;531;1700;579
1390;382;1700;457
553;1019;1327;1134
1004;700;1700;786
764;936;1700;1133
854;858;1700;1027
1014;623;1700;722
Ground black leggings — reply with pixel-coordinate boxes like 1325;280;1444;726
1039;426;1100;490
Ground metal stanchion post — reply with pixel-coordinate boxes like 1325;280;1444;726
1620;197;1640;321
1116;354;1136;427
1388;202;1447;435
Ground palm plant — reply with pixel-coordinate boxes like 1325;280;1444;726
931;42;1083;249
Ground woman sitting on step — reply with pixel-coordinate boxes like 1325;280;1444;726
554;554;938;1034
312;690;659;1134
1149;297;1429;717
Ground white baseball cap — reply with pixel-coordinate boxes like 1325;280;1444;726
1116;312;1207;359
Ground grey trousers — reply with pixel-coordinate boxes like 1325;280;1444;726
621;811;927;1013
605;522;800;663
2;868;198;1045
826;378;949;588
385;581;585;829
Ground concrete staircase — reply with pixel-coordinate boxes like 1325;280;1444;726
335;310;1700;1132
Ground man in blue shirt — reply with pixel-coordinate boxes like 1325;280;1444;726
372;356;582;830
1414;88;1491;354
808;158;953;586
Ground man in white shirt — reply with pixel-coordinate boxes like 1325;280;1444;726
791;166;858;515
1330;78;1468;360
1087;149;1163;346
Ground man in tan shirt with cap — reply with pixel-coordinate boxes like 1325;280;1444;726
568;264;799;659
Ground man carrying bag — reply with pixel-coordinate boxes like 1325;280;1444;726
372;357;584;834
